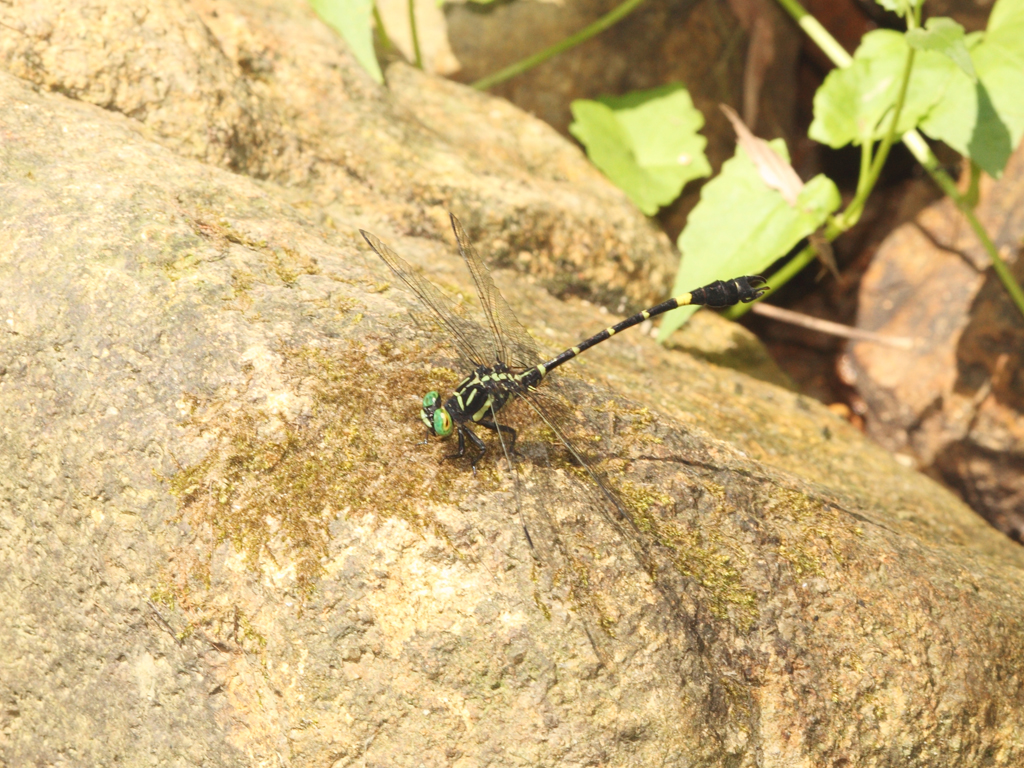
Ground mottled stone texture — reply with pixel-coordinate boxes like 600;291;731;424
849;144;1024;541
1;2;1023;767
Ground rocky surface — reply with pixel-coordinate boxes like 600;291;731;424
0;0;678;312
2;2;1024;767
847;145;1024;541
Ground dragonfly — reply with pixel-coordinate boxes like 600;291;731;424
360;214;766;552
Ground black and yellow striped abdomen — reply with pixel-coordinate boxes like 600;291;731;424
529;275;767;380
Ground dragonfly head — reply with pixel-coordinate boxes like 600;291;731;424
421;391;454;438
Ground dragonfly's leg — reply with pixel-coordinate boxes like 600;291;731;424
478;420;519;457
463;427;489;472
446;427;467;459
446;425;488;474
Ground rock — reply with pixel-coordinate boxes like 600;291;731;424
0;0;678;312
2;1;1024;766
847;144;1024;541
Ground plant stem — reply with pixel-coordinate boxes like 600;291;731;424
774;0;852;67
750;302;915;348
408;0;423;69
855;138;872;199
839;45;915;230
915;144;1024;317
472;0;647;91
867;47;915;182
964;160;980;208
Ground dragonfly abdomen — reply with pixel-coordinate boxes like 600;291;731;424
532;275;767;377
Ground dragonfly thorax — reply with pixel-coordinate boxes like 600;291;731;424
422;363;527;440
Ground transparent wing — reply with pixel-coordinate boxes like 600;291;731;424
518;388;649;559
482;401;539;556
449;214;543;371
361;229;492;369
514;382;703;661
448;215;503;366
501;383;660;668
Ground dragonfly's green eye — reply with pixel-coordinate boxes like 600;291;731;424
433;407;453;437
420;391;452;437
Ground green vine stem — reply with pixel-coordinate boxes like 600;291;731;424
471;0;647;91
408;0;423;69
774;0;852;67
837;44;916;231
912;134;1024;316
964;160;981;208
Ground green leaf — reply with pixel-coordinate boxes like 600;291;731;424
988;0;1024;46
809;30;957;148
310;0;383;84
906;17;976;81
569;84;711;216
657;141;841;339
918;0;1024;177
